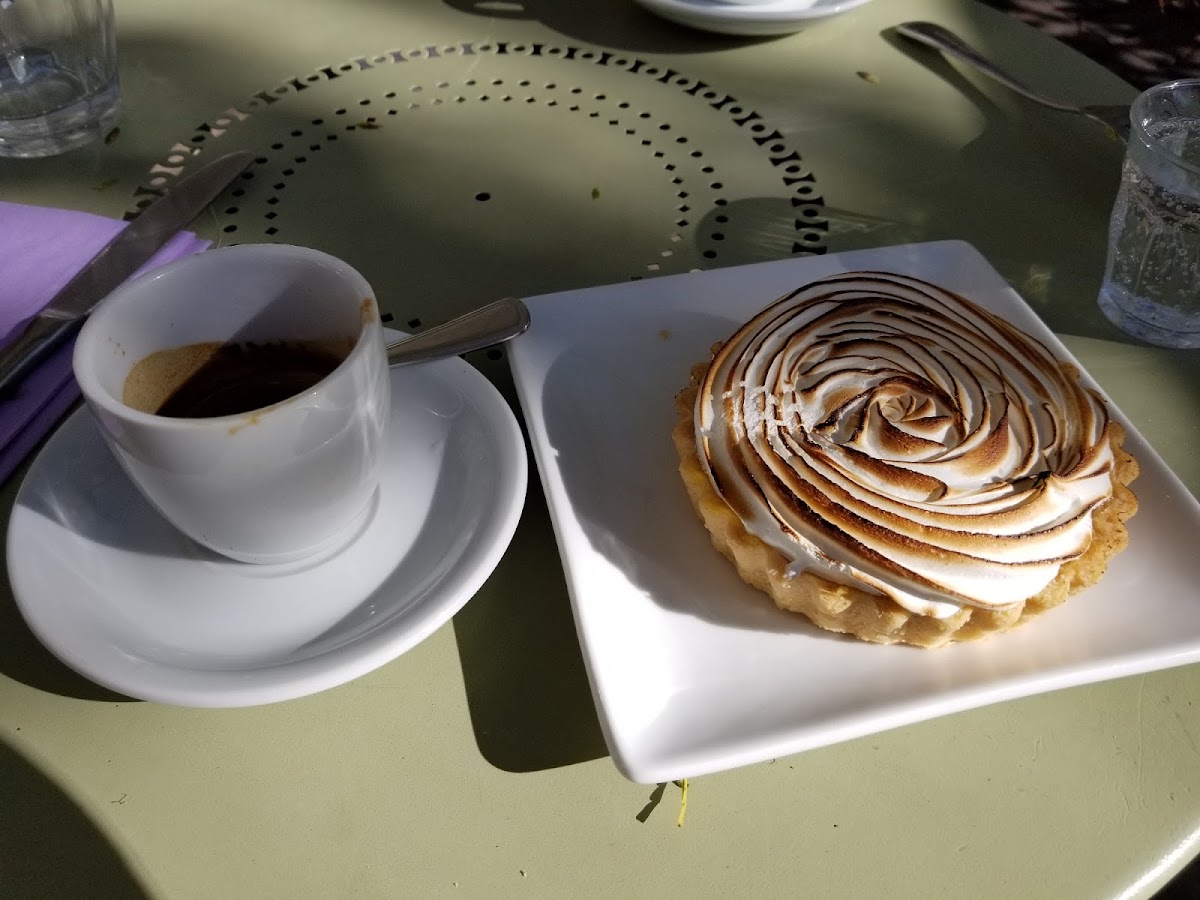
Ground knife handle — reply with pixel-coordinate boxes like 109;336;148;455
0;317;74;397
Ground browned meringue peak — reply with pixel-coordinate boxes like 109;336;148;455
696;271;1116;616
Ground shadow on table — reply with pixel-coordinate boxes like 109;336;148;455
452;372;609;773
0;740;150;900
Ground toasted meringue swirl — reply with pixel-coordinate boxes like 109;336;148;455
695;272;1116;618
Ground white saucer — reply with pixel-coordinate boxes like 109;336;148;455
636;0;876;36
7;352;527;707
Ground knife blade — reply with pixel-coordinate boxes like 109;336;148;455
0;149;256;394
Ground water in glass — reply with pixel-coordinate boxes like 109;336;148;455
1098;86;1200;349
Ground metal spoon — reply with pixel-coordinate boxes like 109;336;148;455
385;296;530;367
895;21;1131;142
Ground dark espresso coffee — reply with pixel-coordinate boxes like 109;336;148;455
123;338;353;418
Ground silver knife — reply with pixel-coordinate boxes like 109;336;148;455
0;149;256;394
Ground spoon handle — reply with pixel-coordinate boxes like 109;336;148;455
896;21;1078;113
385;296;531;367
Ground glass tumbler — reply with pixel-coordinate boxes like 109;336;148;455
0;0;121;158
1098;79;1200;349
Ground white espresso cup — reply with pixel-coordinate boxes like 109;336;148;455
73;244;391;564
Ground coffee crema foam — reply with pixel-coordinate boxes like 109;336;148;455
694;271;1117;618
123;341;224;414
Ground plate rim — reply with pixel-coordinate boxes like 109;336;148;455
634;0;876;29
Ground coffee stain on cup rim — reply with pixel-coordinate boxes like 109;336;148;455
227;410;265;436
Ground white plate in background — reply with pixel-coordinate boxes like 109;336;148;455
508;240;1200;782
635;0;877;37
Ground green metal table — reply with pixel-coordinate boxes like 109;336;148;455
2;0;1198;896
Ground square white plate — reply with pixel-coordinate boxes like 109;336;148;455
507;240;1200;783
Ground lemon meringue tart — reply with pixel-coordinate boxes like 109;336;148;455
673;271;1139;648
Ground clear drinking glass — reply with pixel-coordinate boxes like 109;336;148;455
0;0;121;158
1098;79;1200;349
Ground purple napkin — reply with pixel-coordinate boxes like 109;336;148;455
0;201;211;483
